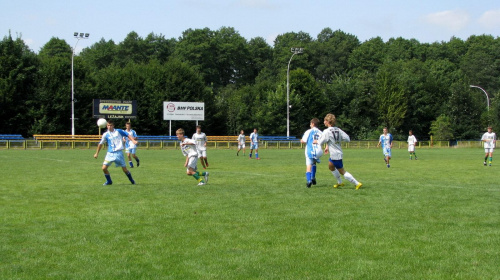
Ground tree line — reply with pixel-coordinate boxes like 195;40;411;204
1;27;499;140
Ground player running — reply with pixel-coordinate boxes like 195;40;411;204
301;118;323;188
237;130;246;156
94;120;137;186
192;125;209;169
249;128;260;160
177;128;209;186
377;127;393;168
481;126;496;166
316;114;362;190
407;130;418;160
124;122;140;168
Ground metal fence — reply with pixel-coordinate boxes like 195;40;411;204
0;139;484;150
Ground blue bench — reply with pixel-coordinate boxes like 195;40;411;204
139;135;178;141
260;136;299;142
0;134;24;140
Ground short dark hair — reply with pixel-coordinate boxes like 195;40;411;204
196;125;201;129
311;118;319;127
107;120;114;126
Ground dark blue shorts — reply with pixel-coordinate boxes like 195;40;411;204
329;158;344;169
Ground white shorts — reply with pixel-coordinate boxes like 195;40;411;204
383;147;392;158
186;156;198;172
103;151;126;167
126;148;137;154
197;149;207;158
408;145;415;152
485;148;494;154
250;143;258;150
305;157;321;166
238;143;245;149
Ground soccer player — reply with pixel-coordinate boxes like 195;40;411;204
377;127;393;168
177;128;209;186
124;122;140;168
237;130;246;156
481;126;496;166
407;130;418;160
316;114;362;190
192;125;209;169
301;118;323;188
94;120;137;185
249;128;260;160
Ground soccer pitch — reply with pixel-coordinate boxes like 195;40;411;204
1;148;499;279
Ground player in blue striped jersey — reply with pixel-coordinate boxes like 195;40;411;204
301;118;323;188
377;127;393;168
249;128;260;159
94;120;137;185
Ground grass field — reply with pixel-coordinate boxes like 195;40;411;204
1;148;499;279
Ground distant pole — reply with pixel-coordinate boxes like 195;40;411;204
286;47;304;137
469;85;490;111
71;32;90;136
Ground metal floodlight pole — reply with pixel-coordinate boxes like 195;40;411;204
71;32;90;136
287;47;303;138
470;85;490;111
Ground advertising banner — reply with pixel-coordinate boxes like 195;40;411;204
163;101;205;121
93;99;137;119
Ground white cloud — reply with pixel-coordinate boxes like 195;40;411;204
266;32;279;46
423;10;470;31
478;9;500;29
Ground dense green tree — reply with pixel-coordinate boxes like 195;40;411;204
80;38;117;70
0;32;38;136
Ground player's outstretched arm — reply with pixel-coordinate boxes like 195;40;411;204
94;144;102;159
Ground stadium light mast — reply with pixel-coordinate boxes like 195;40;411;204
470;85;490;111
71;32;90;136
287;47;303;138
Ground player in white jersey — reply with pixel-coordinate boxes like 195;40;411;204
407;130;418;160
377;127;393;168
249;128;260;159
125;122;140;168
481;126;496;166
316;114;362;190
237;130;246;156
94;120;137;185
192;125;209;169
301;118;323;188
177;128;209;186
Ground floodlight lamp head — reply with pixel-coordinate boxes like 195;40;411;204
74;32;78;37
85;33;90;38
79;33;84;38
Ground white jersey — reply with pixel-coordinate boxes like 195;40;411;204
237;134;246;145
301;127;323;159
407;135;417;146
318;126;350;160
249;132;258;145
125;129;138;149
181;138;198;158
99;129;128;152
192;132;207;151
481;132;496;149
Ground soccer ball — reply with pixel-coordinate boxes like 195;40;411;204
97;118;108;128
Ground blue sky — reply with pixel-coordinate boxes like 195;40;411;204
1;0;499;53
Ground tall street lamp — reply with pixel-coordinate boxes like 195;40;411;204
71;32;90;136
470;85;490;111
287;47;303;137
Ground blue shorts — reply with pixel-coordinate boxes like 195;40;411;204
126;148;136;155
251;143;258;150
383;147;392;157
103;151;126;167
329;158;344;169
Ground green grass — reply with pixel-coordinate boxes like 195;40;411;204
1;148;499;279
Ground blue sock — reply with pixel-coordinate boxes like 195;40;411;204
249;153;252;158
306;172;312;183
104;174;112;184
311;165;317;179
256;153;259;158
126;172;135;184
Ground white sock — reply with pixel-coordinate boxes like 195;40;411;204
332;170;342;184
343;171;359;185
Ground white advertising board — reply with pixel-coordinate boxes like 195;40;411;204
163;101;205;121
